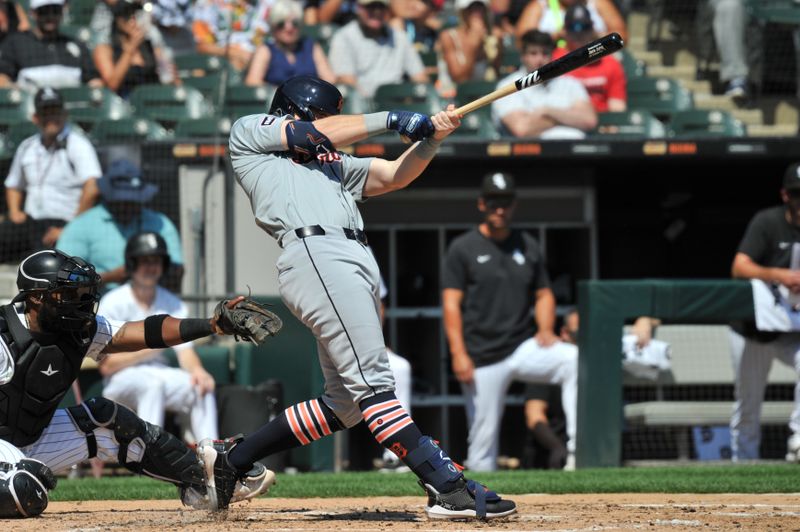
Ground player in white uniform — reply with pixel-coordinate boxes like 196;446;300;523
0;249;269;517
99;232;218;444
195;76;516;520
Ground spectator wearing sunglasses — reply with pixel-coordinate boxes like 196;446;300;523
245;0;335;86
442;172;578;472
328;0;428;98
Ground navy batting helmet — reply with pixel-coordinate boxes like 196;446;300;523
125;232;170;273
269;76;343;121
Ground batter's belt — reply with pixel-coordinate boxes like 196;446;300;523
279;224;368;249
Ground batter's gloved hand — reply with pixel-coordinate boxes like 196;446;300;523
212;297;283;345
387;110;435;142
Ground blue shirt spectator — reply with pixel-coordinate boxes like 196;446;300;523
57;159;184;291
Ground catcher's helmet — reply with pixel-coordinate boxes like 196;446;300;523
14;249;101;344
269;76;343;121
125;232;170;273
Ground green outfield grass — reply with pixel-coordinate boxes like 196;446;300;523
49;465;800;501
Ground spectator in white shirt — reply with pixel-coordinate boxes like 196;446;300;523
491;30;596;139
0;87;101;263
98;231;218;444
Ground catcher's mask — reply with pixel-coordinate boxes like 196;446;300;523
13;249;101;346
269;76;343;121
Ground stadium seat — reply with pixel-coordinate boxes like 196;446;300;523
0;133;11;160
59;24;93;46
454;80;497;108
6;121;40;148
620;49;647;79
175;54;238;80
627;77;694;118
59;86;133;131
129;85;213;126
590;110;667;139
339;85;371;115
224;85;276;118
301;23;335;52
373;83;442;116
0;88;34;129
746;0;800;24
64;0;96;27
448;107;498;140
499;47;521;76
90;117;171;144
668;109;747;138
174;117;232;139
181;72;234;106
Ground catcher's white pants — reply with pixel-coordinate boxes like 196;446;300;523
102;364;219;442
729;329;800;460
462;338;578;471
0;409;144;473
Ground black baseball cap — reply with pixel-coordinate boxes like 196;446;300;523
481;172;516;198
783;162;800;190
34;87;63;112
564;4;594;34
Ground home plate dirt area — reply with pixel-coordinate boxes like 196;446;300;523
12;494;800;531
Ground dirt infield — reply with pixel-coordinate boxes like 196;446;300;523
12;494;800;531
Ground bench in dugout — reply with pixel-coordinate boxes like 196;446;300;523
623;325;795;460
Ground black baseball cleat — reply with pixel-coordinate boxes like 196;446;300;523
196;435;276;510
420;478;517;520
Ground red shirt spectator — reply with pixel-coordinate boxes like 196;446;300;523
552;46;625;112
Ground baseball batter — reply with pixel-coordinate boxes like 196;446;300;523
0;249;272;516
196;75;516;519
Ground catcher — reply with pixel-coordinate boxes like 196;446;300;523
0;248;281;517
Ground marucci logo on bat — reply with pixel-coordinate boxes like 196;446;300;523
516;71;541;89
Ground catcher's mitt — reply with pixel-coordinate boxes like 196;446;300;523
213;298;283;345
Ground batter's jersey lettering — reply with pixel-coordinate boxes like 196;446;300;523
443;229;550;366
228;114;373;241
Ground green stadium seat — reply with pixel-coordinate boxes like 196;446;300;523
224;85;275;118
668;109;747;138
746;0;800;24
591;110;667;139
301;23;335;53
499;48;521;75
175;54;237;79
90;117;171;144
373;83;442;115
59;86;133;131
627;77;694;118
339;85;371;115
129;85;213;126
64;0;97;27
0;88;34;128
448;107;498;140
620;50;647;79
162;345;234;385
181;73;231;106
59;24;93;46
455;80;497;108
6;121;40;148
174;117;233;139
0;133;11;160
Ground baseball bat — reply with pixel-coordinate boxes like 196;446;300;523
454;32;625;116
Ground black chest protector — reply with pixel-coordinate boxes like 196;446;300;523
0;305;93;446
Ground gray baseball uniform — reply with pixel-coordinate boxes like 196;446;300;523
229;114;395;428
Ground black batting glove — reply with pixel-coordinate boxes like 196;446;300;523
386;110;435;142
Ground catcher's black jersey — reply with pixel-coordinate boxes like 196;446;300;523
443;228;550;366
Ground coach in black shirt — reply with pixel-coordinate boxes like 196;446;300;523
442;172;578;471
0;0;100;89
729;162;800;462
